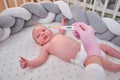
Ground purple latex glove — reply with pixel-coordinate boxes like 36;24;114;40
72;22;101;57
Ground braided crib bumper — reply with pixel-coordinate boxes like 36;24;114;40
0;1;120;46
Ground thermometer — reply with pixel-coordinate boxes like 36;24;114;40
48;26;75;30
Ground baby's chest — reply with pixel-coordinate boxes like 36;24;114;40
48;42;77;56
51;41;74;50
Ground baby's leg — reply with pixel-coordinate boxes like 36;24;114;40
85;55;120;72
99;43;120;59
99;44;120;72
102;57;120;72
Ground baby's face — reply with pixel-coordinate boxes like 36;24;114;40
33;25;52;45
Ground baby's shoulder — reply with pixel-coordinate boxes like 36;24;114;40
54;33;65;37
41;45;49;52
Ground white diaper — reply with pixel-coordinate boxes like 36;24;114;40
71;44;106;68
71;44;87;68
81;63;106;80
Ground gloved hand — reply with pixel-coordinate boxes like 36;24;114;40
72;22;101;57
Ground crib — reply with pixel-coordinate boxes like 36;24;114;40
0;0;120;80
0;0;120;19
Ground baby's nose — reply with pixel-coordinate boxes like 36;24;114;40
40;32;44;36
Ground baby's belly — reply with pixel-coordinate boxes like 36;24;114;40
49;37;81;62
53;48;80;62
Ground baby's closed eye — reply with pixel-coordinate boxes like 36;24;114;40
37;34;40;38
42;29;46;32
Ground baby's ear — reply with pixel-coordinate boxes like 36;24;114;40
32;36;38;44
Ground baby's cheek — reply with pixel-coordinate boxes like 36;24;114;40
34;39;40;44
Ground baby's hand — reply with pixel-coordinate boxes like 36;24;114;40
61;18;68;26
20;57;29;69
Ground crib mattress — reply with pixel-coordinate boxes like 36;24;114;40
0;22;120;80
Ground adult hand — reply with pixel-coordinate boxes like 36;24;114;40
72;22;95;39
72;22;101;57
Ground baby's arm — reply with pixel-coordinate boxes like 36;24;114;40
58;18;67;34
20;48;49;69
58;29;65;34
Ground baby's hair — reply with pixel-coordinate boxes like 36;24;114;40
32;25;42;44
32;24;42;37
32;26;38;44
32;24;45;46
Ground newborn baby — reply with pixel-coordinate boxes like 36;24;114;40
20;21;120;72
20;25;80;65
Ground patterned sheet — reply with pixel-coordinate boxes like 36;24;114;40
0;22;120;80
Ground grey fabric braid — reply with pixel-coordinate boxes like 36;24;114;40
0;1;120;47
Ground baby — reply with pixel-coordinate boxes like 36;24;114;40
20;19;120;72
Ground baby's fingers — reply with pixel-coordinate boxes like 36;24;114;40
20;62;27;69
20;57;27;62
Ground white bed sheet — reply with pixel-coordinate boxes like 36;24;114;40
0;22;120;80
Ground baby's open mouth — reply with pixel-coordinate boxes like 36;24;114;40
44;35;48;40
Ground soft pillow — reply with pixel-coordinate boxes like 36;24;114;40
68;19;76;25
96;30;115;41
21;2;48;18
11;18;25;34
40;1;60;14
0;14;15;28
111;36;120;46
1;7;31;20
54;1;73;19
54;13;65;22
38;12;55;24
0;28;4;37
102;18;120;36
85;11;108;33
0;28;11;41
70;5;88;23
24;15;40;27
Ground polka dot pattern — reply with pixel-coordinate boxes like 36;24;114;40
0;23;120;80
